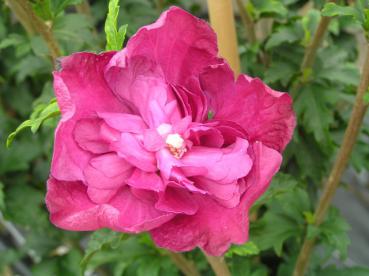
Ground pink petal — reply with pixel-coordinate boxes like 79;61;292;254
200;62;295;152
46;177;120;231
83;153;133;190
180;138;253;184
155;186;199;215
73;118;119;154
150;142;282;256
98;112;147;133
46;178;174;232
127;169;165;192
112;133;157;172
243;142;283;208
124;6;218;84
105;54;176;128
110;187;175;233
51;52;128;182
151;195;248;256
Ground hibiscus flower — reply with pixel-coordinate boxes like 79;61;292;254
46;6;295;256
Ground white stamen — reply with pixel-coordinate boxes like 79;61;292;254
166;133;184;149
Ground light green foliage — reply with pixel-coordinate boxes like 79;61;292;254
226;242;260;257
105;0;127;50
7;98;60;147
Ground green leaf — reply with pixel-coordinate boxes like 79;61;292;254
81;229;126;272
265;23;302;50
252;0;288;18
6;98;60;147
319;207;350;259
251;178;310;255
294;84;335;144
322;3;357;18
226;242;260;257
0;34;26;50
105;0;127;50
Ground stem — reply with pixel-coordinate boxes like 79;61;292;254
293;43;369;276
235;0;257;44
300;16;331;73
207;0;241;75
8;0;61;64
203;253;231;276
5;0;35;35
167;251;200;276
292;0;336;94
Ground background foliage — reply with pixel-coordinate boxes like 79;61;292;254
1;0;369;275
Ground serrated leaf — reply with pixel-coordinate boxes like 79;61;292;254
6;98;60;147
251;180;310;255
322;3;357;18
105;0;127;50
81;229;125;272
294;84;335;144
226;242;260;257
252;0;288;18
265;23;302;50
319;207;350;259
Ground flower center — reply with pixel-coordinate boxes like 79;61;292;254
165;133;187;159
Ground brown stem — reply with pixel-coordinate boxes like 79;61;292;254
300;16;331;74
167;251;200;276
203;253;231;276
5;0;35;35
235;0;257;44
7;0;61;64
293;43;369;276
207;0;241;75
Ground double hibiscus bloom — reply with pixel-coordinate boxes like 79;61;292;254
46;7;295;255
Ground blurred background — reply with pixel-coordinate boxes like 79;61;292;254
1;0;369;275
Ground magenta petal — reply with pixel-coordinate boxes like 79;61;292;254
46;177;120;231
181;138;253;184
109;188;175;232
84;153;133;190
51;52;127;182
73;118;118;154
105;54;174;128
151;195;248;256
98;112;147;133
125;7;218;84
112;133;157;172
244;141;283;208
155;186;198;215
87;187;119;204
200;63;295;152
127;169;165;192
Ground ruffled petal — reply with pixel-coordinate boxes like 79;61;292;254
124;6;218;84
200;63;295;152
84;153;133;190
155;186;198;215
180;138;253;184
150;195;248;256
150;142;282;256
51;52;127;181
46;178;174;232
112;133;157;172
127;169;165;192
